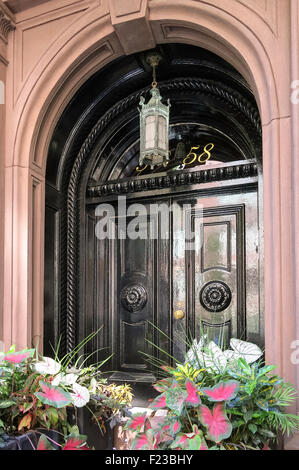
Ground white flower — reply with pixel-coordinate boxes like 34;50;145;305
71;383;90;408
33;357;61;375
51;372;78;387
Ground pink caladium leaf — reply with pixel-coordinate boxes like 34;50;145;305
170;432;190;450
167;418;181;436
184;380;201;405
201;380;239;402
36;434;55;450
62;434;89;450
199;437;209;450
165;387;188;415
160;365;175;373
149;393;167;410
152;378;173;393
124;413;149;433
187;434;207;450
132;429;158;450
262;443;270;450
157;417;181;440
199;403;232;443
34;380;72;408
170;426;208;450
4;349;35;364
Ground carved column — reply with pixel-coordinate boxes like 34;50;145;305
0;1;15;348
284;0;299;450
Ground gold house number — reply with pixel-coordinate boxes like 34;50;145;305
183;143;214;165
136;143;215;174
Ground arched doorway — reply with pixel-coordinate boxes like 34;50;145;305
44;44;263;383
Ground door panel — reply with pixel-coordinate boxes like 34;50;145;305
86;182;261;379
91;202;171;381
173;190;260;362
117;214;156;373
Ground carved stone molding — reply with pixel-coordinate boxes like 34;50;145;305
0;2;15;44
87;162;258;198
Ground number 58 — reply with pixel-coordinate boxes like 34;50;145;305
183;143;214;166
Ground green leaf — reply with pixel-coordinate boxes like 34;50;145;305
244;380;257;395
259;429;276;438
68;425;80;435
228;409;244;416
0;399;15;409
48;408;59;427
244;410;253;423
238;358;252;376
20;401;34;413
232;419;245;429
257;365;276;378
248;423;257;434
256;399;269;412
227;370;248;381
18;413;32;431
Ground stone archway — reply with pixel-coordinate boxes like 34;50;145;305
2;2;299;446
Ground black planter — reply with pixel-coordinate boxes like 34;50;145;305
77;407;113;450
0;429;61;450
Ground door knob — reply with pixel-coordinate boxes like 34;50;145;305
174;309;185;320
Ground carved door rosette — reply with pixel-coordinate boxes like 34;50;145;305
120;283;148;313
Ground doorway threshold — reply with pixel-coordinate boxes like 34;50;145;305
108;371;156;383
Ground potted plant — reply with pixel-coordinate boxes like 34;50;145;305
78;381;133;450
0;346;73;449
0;330;134;450
124;336;299;450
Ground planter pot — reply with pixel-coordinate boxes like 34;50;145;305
0;429;61;450
77;407;113;450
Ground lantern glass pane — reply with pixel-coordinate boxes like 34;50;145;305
145;115;156;148
158;116;166;150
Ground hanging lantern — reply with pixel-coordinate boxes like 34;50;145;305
139;53;170;169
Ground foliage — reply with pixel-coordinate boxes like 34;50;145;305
0;346;71;436
127;333;299;450
0;329;133;441
89;382;133;433
36;432;91;450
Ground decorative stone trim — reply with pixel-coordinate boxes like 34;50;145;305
87;162;258;198
0;2;15;44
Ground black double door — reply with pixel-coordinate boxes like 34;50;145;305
85;169;261;381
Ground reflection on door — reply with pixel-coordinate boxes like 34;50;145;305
86;180;261;381
172;192;260;362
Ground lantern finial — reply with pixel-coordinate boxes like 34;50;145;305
139;53;170;169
